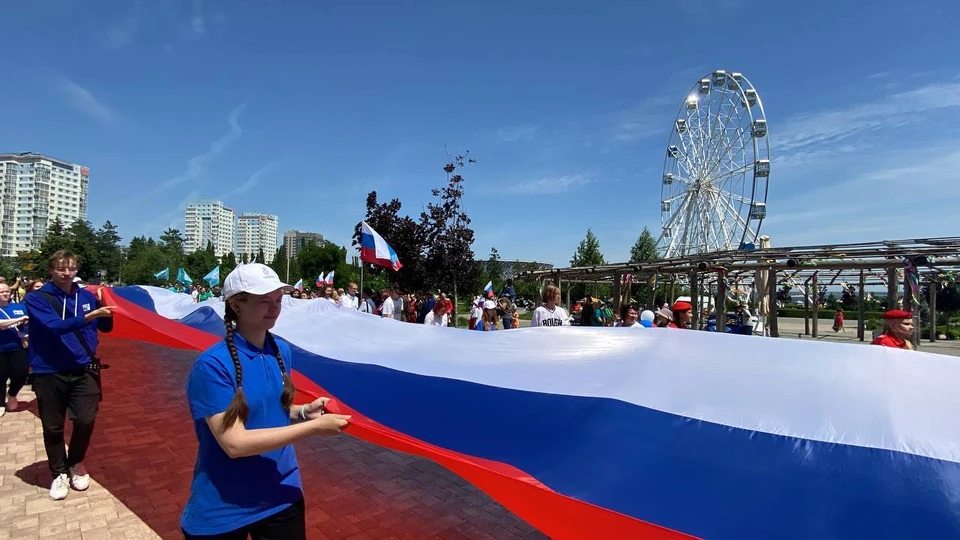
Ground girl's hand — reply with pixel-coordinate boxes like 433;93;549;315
309;413;351;435
303;397;331;420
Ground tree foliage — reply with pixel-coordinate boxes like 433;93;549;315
420;153;478;298
353;152;479;299
354;191;427;291
629;227;659;263
571;228;606;267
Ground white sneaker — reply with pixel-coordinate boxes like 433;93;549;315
69;464;90;491
49;474;69;500
6;395;17;411
0;407;5;418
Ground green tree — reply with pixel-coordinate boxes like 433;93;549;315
297;241;352;289
569;228;607;302
96;220;123;281
353;191;427;292
628;227;661;306
39;218;72;262
478;247;504;294
420;152;479;308
629;227;659;263
159;228;185;269
222;252;238;282
16;251;43;278
571;228;606;267
123;241;168;285
269;247;299;284
185;248;218;289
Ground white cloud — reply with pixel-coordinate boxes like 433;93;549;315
214;161;283;200
104;14;139;49
122;104;245;207
189;0;206;37
496;125;538;142
777;82;960;155
765;144;960;245
62;80;119;124
600;93;676;145
138;190;201;237
507;174;592;195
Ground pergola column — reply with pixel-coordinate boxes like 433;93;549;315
857;270;866;341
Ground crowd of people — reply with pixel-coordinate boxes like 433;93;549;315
0;254;919;539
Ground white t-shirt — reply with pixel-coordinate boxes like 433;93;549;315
380;297;394;318
470;306;483;324
338;293;358;310
615;322;644;328
392;296;404;321
529;305;570;327
423;310;448;326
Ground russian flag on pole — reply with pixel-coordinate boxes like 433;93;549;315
293;278;303;291
360;221;402;271
325;270;335;285
315;272;325;288
483;281;494;297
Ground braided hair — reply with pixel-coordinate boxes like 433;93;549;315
220;292;297;429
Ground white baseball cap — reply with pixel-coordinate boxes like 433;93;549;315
222;263;291;300
483;299;497;310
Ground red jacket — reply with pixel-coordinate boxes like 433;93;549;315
871;333;909;349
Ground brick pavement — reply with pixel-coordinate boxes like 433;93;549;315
0;338;547;540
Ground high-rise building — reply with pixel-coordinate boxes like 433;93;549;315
283;230;324;260
184;200;236;257
237;213;280;263
0;152;89;256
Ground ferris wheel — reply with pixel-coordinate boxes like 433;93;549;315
657;70;770;258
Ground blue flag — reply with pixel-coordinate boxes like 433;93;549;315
154;267;169;281
203;266;220;287
177;267;193;286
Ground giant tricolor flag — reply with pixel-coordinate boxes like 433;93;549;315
96;284;960;540
360;221;402;271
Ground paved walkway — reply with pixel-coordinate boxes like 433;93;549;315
0;338;545;540
776;317;960;356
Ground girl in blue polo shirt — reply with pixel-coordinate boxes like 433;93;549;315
181;264;350;539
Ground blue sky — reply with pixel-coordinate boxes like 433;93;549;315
1;0;958;266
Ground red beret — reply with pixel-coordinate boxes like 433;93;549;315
882;309;913;319
671;301;693;313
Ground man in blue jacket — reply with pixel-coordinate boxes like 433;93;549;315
25;250;115;501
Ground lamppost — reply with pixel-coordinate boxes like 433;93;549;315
118;246;126;285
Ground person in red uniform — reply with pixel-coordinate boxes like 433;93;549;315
668;301;693;329
871;309;914;350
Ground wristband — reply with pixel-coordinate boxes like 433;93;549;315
298;404;307;421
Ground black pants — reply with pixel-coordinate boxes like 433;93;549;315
33;371;101;477
0;349;29;398
182;498;306;540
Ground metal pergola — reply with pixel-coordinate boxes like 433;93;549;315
518;237;960;345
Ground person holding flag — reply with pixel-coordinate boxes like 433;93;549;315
180;263;350;538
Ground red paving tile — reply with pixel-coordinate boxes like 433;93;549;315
80;337;547;539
